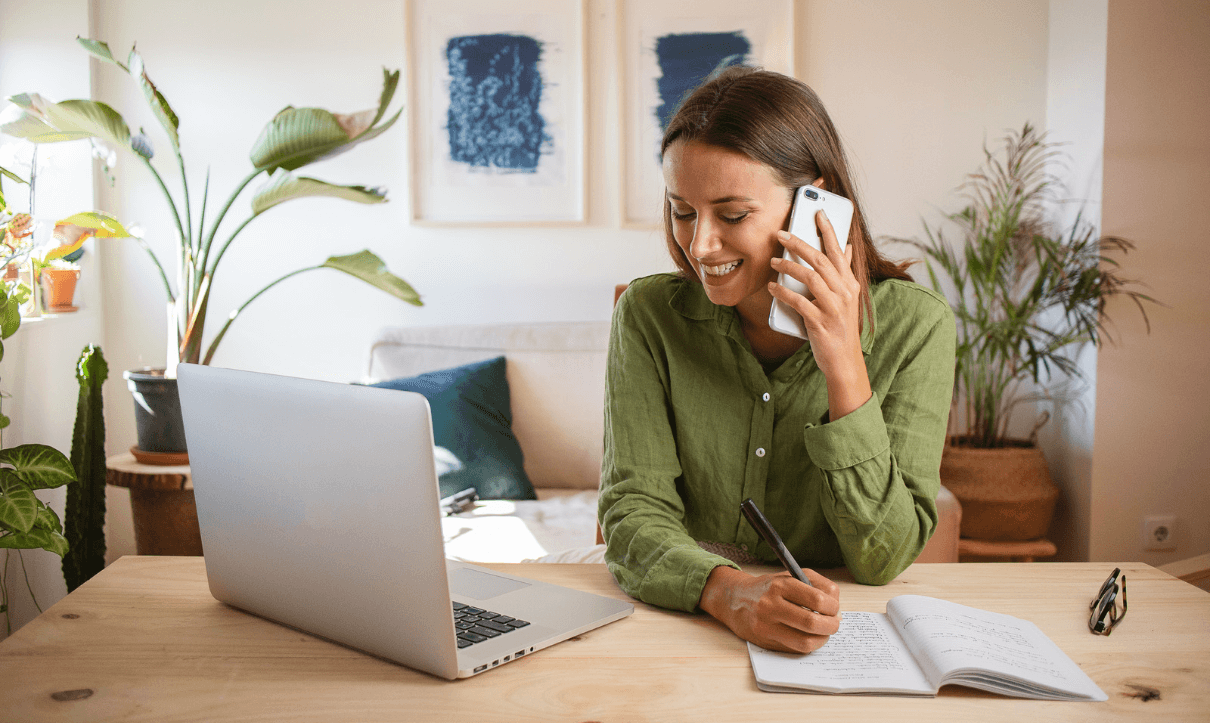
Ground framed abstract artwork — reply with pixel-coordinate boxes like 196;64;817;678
409;0;586;224
619;0;794;227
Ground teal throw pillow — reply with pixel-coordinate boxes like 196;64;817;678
370;356;536;500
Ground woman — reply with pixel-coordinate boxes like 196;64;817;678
599;67;956;654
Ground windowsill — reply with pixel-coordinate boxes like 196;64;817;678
18;309;90;325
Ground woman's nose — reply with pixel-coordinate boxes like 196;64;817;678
689;216;723;259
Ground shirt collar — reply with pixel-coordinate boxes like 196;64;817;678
670;276;879;355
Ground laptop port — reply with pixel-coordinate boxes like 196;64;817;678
502;655;511;662
516;650;525;658
491;660;499;667
474;664;487;673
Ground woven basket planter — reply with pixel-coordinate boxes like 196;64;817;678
940;439;1059;541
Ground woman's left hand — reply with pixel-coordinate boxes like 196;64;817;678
768;210;872;419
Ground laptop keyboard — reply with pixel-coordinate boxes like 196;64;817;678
452;601;531;648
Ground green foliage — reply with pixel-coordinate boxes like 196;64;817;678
0;274;76;632
0;40;420;371
62;345;108;593
894;123;1156;448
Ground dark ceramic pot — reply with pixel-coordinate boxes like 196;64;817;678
123;368;188;454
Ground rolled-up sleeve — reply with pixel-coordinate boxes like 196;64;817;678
804;308;956;584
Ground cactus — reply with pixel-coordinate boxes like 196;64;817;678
62;345;107;593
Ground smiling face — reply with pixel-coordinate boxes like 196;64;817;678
662;140;794;322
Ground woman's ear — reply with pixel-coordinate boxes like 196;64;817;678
811;177;826;190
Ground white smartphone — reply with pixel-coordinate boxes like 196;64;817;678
767;185;855;340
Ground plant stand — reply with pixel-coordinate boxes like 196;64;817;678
105;452;202;556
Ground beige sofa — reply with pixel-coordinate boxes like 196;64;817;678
364;321;960;565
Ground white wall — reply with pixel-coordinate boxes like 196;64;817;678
1092;0;1210;566
0;0;102;637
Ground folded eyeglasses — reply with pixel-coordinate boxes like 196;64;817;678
1089;567;1127;635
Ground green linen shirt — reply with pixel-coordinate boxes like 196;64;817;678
599;273;956;612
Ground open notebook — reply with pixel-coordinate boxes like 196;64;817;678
749;595;1106;701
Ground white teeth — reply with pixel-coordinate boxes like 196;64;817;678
703;260;741;276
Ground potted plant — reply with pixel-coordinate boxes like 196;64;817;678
0;38;421;456
894;123;1155;542
0;177;77;636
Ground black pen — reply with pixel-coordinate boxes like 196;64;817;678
740;498;813;588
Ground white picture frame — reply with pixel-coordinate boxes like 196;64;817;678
409;0;586;224
619;0;794;228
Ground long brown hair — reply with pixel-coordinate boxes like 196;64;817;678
660;66;911;325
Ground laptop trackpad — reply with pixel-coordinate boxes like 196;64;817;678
449;567;531;600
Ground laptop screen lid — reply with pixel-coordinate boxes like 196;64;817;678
177;363;460;679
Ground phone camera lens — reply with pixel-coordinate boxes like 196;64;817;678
804;189;819;200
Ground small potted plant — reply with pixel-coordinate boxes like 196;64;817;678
893;123;1156;542
0;39;421;457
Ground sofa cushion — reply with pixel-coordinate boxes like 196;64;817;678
371;356;536;500
365;322;611;490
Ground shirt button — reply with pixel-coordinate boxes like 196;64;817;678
762;393;770;402
755;448;766;457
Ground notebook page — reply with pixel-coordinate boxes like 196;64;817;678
748;611;933;695
886;595;1106;701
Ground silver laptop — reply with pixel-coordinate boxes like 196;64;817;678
177;363;633;679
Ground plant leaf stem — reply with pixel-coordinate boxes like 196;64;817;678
200;168;263;274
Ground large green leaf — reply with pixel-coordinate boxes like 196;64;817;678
369;66;400;128
2;94;132;152
0;444;76;489
248;68;401;172
128;47;180;153
0;96;93;143
0;469;38;533
1;294;20;339
251;171;387;216
35;502;62;531
77;37;128;70
0;526;68;556
321;250;421;306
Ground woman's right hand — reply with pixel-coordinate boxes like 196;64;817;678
698;565;841;653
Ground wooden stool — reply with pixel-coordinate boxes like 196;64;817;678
106;452;203;556
958;537;1057;563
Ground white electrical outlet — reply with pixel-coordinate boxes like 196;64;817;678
1142;515;1177;551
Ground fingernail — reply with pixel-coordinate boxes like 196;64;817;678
776;230;790;239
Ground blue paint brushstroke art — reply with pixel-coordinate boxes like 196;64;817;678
446;33;549;173
654;32;751;131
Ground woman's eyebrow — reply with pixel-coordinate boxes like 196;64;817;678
667;192;757;204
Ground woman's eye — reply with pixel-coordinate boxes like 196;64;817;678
722;213;749;224
671;209;696;221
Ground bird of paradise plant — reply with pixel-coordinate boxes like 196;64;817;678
0;37;420;375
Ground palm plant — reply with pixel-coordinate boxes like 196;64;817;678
895;123;1155;448
0;38;420;374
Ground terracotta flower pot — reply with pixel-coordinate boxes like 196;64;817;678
940;439;1059;541
41;267;81;312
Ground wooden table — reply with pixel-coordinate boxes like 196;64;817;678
1;558;1207;722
